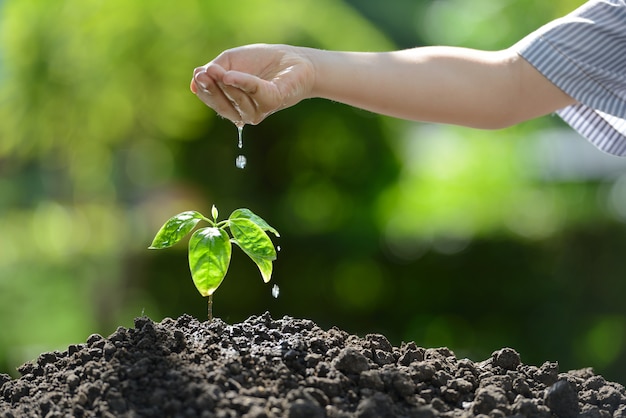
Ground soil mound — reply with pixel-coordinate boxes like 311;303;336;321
1;313;625;417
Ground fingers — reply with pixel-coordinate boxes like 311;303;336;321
220;83;260;124
192;65;273;125
223;71;259;96
192;65;244;123
224;71;279;124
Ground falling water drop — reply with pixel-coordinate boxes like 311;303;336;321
235;122;244;149
277;246;281;252
235;155;247;169
272;284;280;298
234;122;246;168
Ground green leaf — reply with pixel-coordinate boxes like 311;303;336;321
149;211;204;249
229;218;277;260
188;227;232;296
229;218;277;283
230;208;280;237
246;253;273;283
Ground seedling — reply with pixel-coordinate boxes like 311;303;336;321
149;206;279;321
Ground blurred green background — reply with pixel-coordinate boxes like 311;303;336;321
1;0;625;385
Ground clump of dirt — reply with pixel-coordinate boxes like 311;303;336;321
1;313;625;418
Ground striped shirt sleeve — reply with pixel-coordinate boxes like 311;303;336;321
513;0;626;156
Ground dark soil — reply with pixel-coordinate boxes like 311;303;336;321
1;313;625;418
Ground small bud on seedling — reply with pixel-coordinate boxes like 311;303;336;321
149;206;280;321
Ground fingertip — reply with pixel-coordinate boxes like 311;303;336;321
204;62;226;78
194;71;211;91
193;65;206;76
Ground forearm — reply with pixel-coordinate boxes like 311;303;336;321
305;46;575;129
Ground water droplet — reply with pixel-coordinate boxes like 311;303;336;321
235;155;247;169
235;122;244;149
272;284;280;298
277;246;281;252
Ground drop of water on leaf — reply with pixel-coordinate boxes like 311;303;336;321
235;155;247;169
272;284;280;298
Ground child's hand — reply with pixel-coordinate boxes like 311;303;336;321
191;44;315;125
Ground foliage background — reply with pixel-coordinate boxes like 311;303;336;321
1;0;625;385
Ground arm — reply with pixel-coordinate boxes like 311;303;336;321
309;47;576;129
191;44;576;128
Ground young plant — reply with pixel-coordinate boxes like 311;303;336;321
149;206;279;321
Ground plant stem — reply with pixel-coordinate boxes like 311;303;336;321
207;294;213;322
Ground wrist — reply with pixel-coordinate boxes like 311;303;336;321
303;47;334;100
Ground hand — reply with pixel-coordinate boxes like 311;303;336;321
191;44;315;125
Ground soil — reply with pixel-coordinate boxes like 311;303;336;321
1;313;625;418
